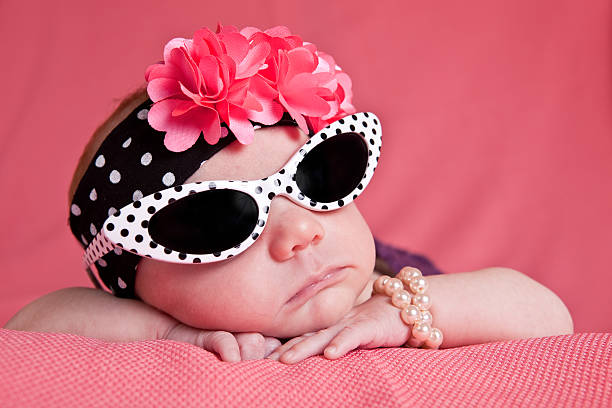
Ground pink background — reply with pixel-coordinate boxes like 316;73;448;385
1;0;610;333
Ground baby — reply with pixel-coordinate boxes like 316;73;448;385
5;24;573;364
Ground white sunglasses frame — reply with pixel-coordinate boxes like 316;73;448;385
84;111;382;268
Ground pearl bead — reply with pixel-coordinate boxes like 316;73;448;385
409;276;428;294
400;305;421;325
384;278;403;296
375;266;442;351
373;275;390;294
424;328;443;349
391;289;412;308
397;267;422;284
412;322;432;342
413;293;432;311
419;310;433;325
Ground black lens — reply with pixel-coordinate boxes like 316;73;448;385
148;189;258;254
295;132;368;203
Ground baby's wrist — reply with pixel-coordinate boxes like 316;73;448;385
372;268;444;349
365;292;413;346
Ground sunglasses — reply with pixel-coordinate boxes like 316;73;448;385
84;112;382;267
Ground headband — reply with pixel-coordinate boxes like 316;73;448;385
69;24;356;298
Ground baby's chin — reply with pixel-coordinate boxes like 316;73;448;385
260;288;357;338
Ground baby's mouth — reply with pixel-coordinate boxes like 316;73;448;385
286;266;349;305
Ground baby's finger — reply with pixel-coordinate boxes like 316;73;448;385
263;336;282;357
234;332;266;360
266;332;316;360
278;328;339;364
324;324;376;360
199;331;241;363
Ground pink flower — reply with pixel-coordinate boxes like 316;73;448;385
145;27;271;151
144;25;356;152
240;27;333;134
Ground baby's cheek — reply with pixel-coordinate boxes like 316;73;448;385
168;283;280;332
133;259;168;308
311;289;356;325
133;260;211;327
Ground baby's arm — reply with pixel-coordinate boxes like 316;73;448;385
269;267;574;363
4;287;280;362
418;267;574;347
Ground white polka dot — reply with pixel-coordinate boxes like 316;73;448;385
141;152;152;166
81;234;88;245
113;247;123;255
200;160;207;167
109;170;121;184
122;138;132;148
90;223;97;236
95;155;105;168
89;188;97;201
108;207;117;217
133;190;143;201
137;109;149;120
97;259;108;267
71;204;81;216
117;277;127;289
162;172;175;186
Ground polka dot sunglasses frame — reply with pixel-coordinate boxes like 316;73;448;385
84;112;382;267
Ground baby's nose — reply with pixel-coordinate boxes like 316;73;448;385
265;196;325;262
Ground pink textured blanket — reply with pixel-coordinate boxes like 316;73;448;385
0;330;610;407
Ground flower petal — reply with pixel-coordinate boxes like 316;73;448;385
148;99;222;151
216;100;230;127
227;105;254;144
167;47;200;94
221;32;249;64
193;27;224;57
241;91;263;112
247;98;283;125
147;78;182;102
198;109;222;145
163;38;190;63
198;55;222;97
170;98;200;116
264;26;292;37
279;93;308;133
163;130;200;152
239;26;261;39
282;76;331;117
285;47;318;78
249;73;278;99
235;42;270;79
145;63;176;82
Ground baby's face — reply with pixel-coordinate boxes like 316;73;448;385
134;125;376;338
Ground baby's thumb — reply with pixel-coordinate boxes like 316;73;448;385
163;324;241;362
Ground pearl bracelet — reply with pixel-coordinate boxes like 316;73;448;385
372;266;443;349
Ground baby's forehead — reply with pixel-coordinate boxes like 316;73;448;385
185;126;308;183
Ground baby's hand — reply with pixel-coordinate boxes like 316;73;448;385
162;324;281;362
267;293;412;364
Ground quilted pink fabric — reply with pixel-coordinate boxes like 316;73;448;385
0;330;610;407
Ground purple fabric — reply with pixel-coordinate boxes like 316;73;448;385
374;237;443;277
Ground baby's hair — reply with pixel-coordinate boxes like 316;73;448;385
68;85;148;208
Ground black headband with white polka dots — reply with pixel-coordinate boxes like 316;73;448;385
69;98;299;298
